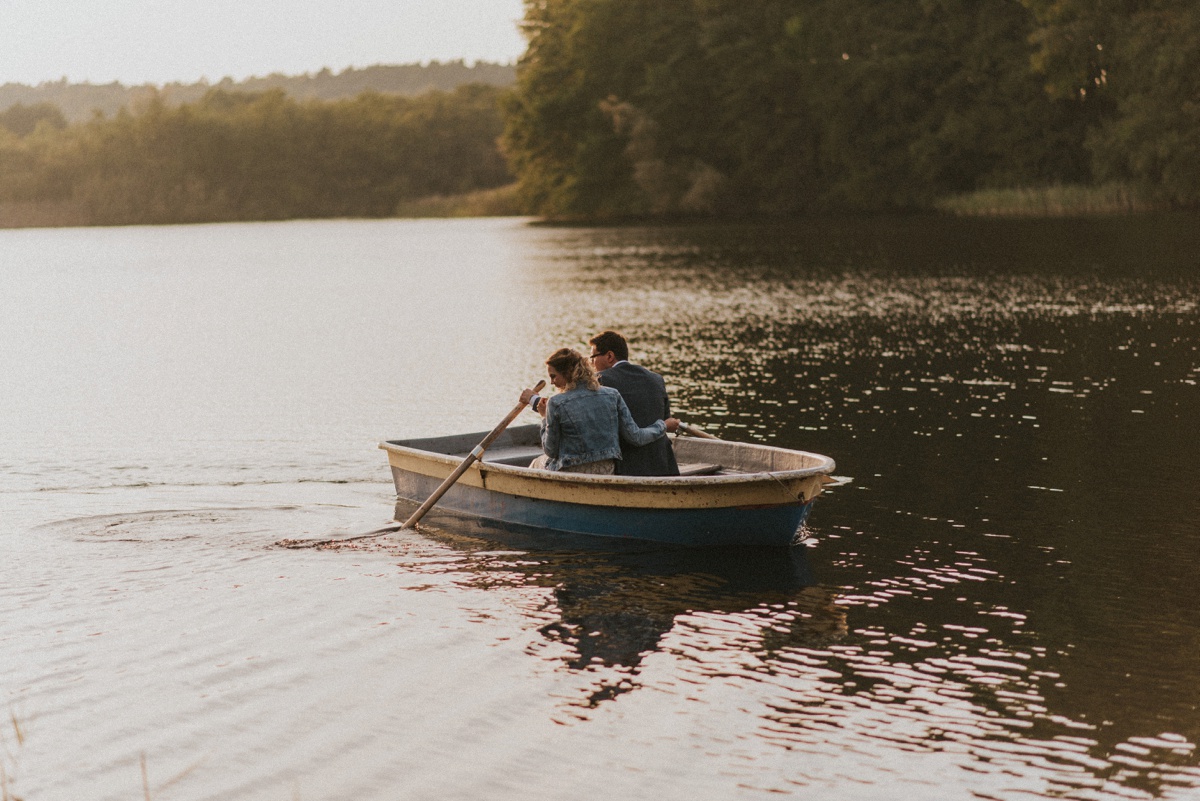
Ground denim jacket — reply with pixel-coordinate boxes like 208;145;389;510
539;384;667;471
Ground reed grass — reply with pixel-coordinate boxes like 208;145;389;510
934;183;1163;217
393;182;530;218
0;714;201;801
1;711;23;801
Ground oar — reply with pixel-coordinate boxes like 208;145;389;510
677;422;719;439
400;380;546;530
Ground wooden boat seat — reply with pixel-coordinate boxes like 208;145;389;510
676;462;723;477
477;445;546;466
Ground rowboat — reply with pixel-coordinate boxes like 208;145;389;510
379;424;836;547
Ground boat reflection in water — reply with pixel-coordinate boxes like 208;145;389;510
387;501;847;708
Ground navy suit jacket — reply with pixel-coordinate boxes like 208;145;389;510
598;362;680;476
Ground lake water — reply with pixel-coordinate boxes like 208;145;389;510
2;215;1199;800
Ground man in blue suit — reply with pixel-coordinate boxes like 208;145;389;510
587;330;680;477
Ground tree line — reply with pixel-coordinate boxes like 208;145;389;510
4;3;1197;226
0;85;512;226
501;0;1200;218
0;61;516;123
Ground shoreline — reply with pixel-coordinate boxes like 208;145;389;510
3;183;1191;229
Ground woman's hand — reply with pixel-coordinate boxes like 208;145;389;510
664;417;680;433
518;388;542;410
520;388;548;417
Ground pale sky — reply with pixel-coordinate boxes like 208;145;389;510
0;0;527;86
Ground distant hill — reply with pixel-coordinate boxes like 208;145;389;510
0;60;516;123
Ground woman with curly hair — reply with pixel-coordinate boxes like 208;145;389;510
519;348;678;474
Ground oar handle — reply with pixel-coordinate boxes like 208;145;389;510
401;380;546;530
677;422;719;439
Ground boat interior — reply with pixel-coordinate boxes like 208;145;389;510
387;424;832;477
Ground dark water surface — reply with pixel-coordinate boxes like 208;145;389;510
2;215;1198;800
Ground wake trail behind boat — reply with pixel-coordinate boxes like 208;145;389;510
275;522;404;549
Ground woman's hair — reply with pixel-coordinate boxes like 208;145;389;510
546;347;599;391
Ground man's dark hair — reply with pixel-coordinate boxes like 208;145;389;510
589;330;629;361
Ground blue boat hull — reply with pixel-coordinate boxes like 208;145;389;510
393;469;813;547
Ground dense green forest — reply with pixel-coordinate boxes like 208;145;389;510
3;3;1197;226
0;85;512;226
0;61;515;123
502;0;1200;218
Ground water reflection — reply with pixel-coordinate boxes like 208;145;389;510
8;214;1199;799
306;503;1200;797
369;505;847;708
352;215;1200;796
